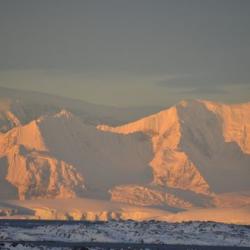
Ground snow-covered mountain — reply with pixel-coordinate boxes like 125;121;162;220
0;95;250;220
0;109;152;200
99;100;250;195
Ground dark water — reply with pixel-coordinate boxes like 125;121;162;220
1;241;250;250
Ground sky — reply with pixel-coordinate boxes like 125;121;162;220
0;0;250;107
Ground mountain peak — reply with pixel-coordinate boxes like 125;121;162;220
97;99;250;195
0;97;249;213
176;99;219;109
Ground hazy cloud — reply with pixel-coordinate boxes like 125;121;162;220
0;1;250;106
182;87;228;95
156;73;250;89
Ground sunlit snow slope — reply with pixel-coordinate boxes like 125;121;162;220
0;98;250;220
98;100;250;206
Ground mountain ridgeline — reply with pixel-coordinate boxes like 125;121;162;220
0;91;250;211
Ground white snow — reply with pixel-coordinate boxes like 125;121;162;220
0;98;249;224
0;220;250;247
1;198;250;225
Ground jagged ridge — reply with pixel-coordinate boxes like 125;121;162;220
0;99;249;212
98;100;250;195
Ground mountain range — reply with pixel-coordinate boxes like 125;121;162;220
0;87;250;222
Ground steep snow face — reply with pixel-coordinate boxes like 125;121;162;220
0;113;85;199
202;101;250;154
0;110;152;199
0;99;249;211
36;110;153;191
177;100;250;193
0;122;85;200
6;146;85;200
98;105;210;194
99;100;250;195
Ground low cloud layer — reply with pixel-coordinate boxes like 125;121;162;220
157;73;250;89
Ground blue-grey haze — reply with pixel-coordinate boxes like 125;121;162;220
0;0;249;106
